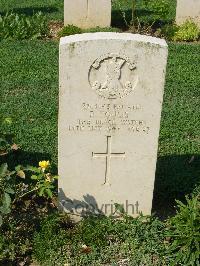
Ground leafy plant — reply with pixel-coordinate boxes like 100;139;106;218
0;161;57;227
58;24;82;37
0;12;49;40
192;183;200;198
148;0;170;22
161;24;179;40
14;161;58;201
173;20;200;42
166;195;200;265
161;21;200;41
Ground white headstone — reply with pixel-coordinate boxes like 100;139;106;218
176;0;200;26
59;33;168;217
64;0;111;29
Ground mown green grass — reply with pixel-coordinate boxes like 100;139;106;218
0;0;63;21
0;0;176;25
0;41;59;165
0;40;200;214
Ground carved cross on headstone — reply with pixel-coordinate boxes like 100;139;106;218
92;136;125;185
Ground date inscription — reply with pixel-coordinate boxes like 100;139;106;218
66;103;150;134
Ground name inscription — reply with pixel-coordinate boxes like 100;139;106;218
66;102;150;134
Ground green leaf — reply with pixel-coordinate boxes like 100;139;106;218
0;138;7;145
5;187;15;194
37;174;44;180
15;165;21;171
4;117;12;125
38;187;45;197
46;188;53;198
4;192;11;208
31;175;38;180
9;171;16;175
0;163;8;176
25;165;40;173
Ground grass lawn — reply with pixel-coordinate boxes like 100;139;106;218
0;0;176;26
0;0;64;21
1;40;200;216
0;1;200;264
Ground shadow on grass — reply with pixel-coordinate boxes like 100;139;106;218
111;8;174;29
153;154;200;219
0;6;58;16
0;149;53;170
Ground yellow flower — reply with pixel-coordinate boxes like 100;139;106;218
39;160;50;171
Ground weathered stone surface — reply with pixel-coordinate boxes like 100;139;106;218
176;0;200;26
59;33;168;217
64;0;111;29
